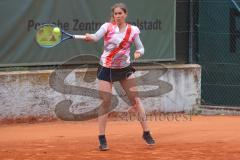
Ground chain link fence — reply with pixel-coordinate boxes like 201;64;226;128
186;0;240;106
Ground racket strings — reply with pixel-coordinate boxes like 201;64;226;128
36;25;62;47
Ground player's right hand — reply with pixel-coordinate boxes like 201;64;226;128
84;33;93;41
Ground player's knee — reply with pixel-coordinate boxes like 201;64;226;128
101;97;112;107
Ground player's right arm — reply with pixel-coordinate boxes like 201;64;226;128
85;23;109;42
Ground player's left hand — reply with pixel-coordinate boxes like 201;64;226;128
134;52;142;60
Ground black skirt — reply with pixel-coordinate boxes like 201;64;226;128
97;65;136;82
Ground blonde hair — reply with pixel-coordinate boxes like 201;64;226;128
110;3;128;22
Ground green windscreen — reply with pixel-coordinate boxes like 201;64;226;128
0;0;176;67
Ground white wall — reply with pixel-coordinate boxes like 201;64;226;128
0;64;201;122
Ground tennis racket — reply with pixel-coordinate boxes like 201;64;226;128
35;24;86;48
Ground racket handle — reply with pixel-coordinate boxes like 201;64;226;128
73;35;86;40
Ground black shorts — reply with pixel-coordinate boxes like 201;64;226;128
97;65;136;82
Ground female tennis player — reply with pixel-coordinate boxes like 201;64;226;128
84;3;155;151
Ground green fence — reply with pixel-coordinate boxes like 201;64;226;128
195;0;240;106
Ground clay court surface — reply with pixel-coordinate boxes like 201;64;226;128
0;115;240;160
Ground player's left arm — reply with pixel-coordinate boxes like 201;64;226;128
133;34;144;60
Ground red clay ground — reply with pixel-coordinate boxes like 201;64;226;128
0;115;240;160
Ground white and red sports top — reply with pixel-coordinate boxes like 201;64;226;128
91;22;144;68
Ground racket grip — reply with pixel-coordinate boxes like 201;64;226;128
73;35;86;40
